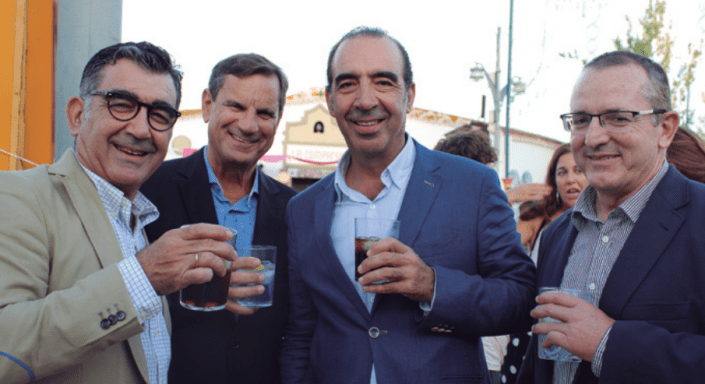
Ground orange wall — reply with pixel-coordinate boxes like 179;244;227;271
0;0;55;171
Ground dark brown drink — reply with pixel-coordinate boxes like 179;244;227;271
355;236;380;280
180;269;232;310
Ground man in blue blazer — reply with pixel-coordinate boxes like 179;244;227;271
279;27;536;384
517;51;705;384
141;54;296;384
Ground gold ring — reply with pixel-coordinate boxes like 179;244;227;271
194;253;199;265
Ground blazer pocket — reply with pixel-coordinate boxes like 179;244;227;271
621;300;690;321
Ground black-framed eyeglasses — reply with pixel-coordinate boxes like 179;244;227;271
89;90;181;132
559;109;667;133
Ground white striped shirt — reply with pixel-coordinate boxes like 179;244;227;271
553;160;668;384
79;159;170;384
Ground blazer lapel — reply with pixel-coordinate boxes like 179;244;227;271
313;178;372;320
395;143;442;249
51;151;152;382
252;175;285;245
372;143;442;312
49;151;125;269
177;148;219;225
599;167;687;318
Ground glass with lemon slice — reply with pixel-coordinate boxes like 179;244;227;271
233;246;277;307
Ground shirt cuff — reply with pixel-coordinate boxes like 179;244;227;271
419;267;437;315
118;256;163;325
591;325;612;377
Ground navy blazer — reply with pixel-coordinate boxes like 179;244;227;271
280;140;536;384
517;165;705;384
141;147;296;384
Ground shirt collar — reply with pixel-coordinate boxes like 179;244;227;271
72;149;159;228
572;159;669;226
334;133;416;202
204;146;259;206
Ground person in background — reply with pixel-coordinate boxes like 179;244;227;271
141;53;296;384
435;132;510;384
501;143;588;384
666;126;705;184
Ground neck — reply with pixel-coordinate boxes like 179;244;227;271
208;152;255;205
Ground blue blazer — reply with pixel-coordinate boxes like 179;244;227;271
141;147;296;384
517;165;705;384
280;141;536;384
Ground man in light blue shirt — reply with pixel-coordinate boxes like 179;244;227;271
281;27;535;384
142;53;297;384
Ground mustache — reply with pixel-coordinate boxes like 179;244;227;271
346;106;389;121
112;133;156;153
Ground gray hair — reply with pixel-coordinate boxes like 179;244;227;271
208;53;289;116
584;50;670;125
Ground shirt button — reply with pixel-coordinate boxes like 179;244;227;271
369;204;376;210
601;236;609;243
153;330;159;336
369;296;374;302
140;311;148;319
589;283;596;290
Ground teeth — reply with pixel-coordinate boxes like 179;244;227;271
230;133;251;143
116;145;146;156
355;120;378;127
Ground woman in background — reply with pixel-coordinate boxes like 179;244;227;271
667;127;705;184
501;143;588;384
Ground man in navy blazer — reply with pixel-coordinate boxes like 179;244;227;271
517;51;705;384
141;54;296;384
279;27;536;384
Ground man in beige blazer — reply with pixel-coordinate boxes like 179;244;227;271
0;42;258;384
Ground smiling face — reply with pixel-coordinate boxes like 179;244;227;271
570;64;677;207
555;152;588;209
202;74;282;176
326;36;415;165
68;59;176;200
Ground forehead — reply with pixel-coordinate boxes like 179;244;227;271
331;36;405;80
570;64;650;112
217;74;280;104
96;59;177;106
556;152;575;168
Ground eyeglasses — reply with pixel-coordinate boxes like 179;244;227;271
89;91;181;131
559;109;666;133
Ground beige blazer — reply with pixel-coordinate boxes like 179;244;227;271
0;150;169;384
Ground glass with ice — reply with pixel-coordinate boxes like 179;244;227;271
233;246;277;308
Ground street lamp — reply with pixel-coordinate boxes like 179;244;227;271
469;62;524;177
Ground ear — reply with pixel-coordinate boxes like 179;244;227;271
658;110;680;150
201;89;213;123
66;96;85;137
405;82;416;114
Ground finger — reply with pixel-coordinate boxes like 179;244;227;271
181;267;215;286
191;252;229;277
225;300;258;315
179;223;235;243
228;285;265;300
232;256;261;271
537;291;584;307
230;270;265;285
358;265;400;286
367;237;411;256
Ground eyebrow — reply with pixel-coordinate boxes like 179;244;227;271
333;71;401;87
109;88;176;109
333;73;358;87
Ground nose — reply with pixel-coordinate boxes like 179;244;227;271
125;107;152;139
354;80;378;110
583;115;610;149
238;108;259;134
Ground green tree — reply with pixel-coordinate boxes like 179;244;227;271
614;0;703;132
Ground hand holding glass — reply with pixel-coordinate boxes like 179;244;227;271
232;246;277;308
537;286;590;362
354;218;401;281
180;226;237;311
